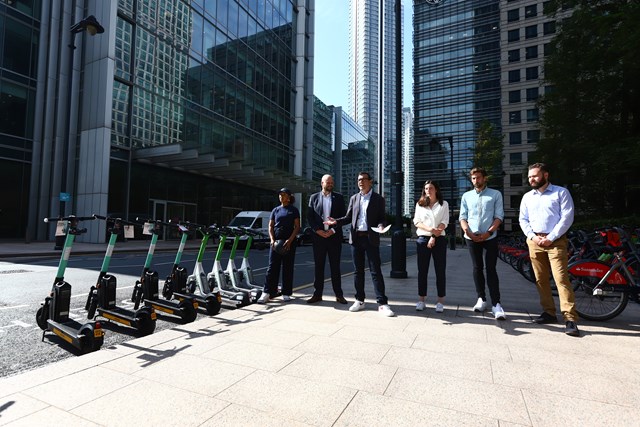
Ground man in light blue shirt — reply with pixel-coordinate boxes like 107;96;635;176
519;163;579;337
459;167;505;319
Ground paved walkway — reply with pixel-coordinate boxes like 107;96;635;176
1;241;639;426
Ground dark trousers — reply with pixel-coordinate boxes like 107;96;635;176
312;234;343;297
416;236;447;298
352;235;387;305
263;243;297;297
467;237;500;306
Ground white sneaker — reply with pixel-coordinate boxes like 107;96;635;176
349;300;365;312
435;303;444;313
257;292;270;304
473;298;487;312
416;301;425;311
378;304;395;317
282;295;292;301
492;303;506;320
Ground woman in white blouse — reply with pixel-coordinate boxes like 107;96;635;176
412;180;449;313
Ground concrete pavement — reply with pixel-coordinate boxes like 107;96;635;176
1;240;639;426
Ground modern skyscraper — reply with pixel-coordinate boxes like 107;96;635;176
402;107;414;216
413;0;502;214
349;0;403;213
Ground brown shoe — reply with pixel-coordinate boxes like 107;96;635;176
335;296;348;305
307;295;323;304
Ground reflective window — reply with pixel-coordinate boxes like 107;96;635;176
527;129;540;143
508;69;521;83
510;173;523;186
509;131;522;145
0;81;32;137
543;21;556;35
112;80;130;147
525;45;538;59
508;29;519;42
115;18;133;80
509;111;521;124
526;108;539;122
525;66;539;80
526;87;539;101
507;9;519;22
510;152;523;165
508;49;520;62
525;5;537;19
2;16;37;77
509;90;521;103
525;25;537;39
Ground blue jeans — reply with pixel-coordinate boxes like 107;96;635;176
351;235;387;305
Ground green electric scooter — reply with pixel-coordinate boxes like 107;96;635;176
131;219;198;323
36;215;104;353
85;216;156;336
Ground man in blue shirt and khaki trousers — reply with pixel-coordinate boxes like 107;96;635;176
519;162;579;337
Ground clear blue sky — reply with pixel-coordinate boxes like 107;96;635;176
314;0;414;112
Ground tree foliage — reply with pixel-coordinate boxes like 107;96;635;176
536;0;640;215
473;120;503;190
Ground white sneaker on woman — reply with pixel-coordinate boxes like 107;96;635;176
435;303;444;313
416;301;425;311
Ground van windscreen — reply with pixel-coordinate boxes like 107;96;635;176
228;217;254;227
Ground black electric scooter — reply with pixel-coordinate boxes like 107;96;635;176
130;219;198;323
85;216;156;336
36;215;104;353
163;222;223;315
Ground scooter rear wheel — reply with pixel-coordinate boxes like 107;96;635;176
178;299;197;323
205;295;221;315
135;310;156;336
78;324;103;353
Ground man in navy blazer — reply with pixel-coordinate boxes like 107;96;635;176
326;172;395;317
306;175;348;304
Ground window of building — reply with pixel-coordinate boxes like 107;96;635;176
509;131;522;145
508;29;520;42
527;108;539;122
543;21;556;35
525;66;539;80
525;25;538;39
510;173;523;187
525;4;537;18
510;152;523;165
511;195;522;209
508;49;520;62
526;87;539;101
509;90;521;103
525;45;538;59
507;9;519;22
509;111;522;124
527;129;541;143
508;69;521;83
543;42;554;56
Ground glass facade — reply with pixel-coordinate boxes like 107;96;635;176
413;0;502;212
312;96;334;183
338;111;375;198
0;0;41;237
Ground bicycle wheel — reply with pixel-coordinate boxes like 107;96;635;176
570;263;628;321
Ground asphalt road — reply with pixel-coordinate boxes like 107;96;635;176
0;240;415;378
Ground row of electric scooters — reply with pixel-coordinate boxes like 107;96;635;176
36;214;268;354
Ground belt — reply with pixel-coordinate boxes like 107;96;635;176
355;231;369;237
534;232;548;237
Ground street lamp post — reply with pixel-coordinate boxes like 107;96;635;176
54;15;104;249
448;136;456;250
390;0;407;278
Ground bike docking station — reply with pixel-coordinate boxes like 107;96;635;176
222;227;262;302
85;216;156;336
36;215;104;353
130;218;198;323
207;226;252;308
163;222;224;315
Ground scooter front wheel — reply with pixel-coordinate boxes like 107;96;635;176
36;305;48;330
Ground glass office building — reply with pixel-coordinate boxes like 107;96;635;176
0;0;42;238
3;0;315;241
413;0;501;212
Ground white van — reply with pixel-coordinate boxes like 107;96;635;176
227;211;271;246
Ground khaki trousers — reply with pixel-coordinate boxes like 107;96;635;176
527;235;578;322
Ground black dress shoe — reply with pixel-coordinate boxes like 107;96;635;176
307;295;323;304
335;296;348;305
532;312;558;324
565;321;580;337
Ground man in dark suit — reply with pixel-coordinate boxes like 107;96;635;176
306;174;348;304
326;172;395;317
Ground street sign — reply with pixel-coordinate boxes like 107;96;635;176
59;192;71;202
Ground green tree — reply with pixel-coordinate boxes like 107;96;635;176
537;0;640;215
473;120;503;190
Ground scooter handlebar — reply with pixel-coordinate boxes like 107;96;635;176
94;215;137;227
43;215;96;223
